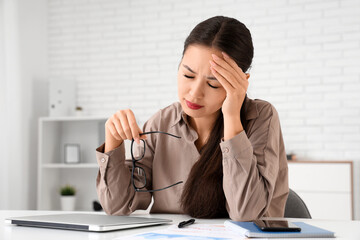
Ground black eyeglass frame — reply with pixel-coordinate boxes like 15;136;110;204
130;131;183;192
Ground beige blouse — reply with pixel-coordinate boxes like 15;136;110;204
95;97;289;221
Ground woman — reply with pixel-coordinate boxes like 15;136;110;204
96;16;289;221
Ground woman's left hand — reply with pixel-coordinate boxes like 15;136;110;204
209;52;249;118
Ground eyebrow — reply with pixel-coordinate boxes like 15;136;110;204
182;64;217;80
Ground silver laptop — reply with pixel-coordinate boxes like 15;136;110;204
5;213;172;232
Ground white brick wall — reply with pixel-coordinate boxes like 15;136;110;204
48;0;360;216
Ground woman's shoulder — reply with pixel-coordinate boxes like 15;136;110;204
246;97;280;121
152;102;181;119
145;102;182;128
161;101;182;113
254;98;277;112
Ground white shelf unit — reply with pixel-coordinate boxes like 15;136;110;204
288;160;353;220
37;116;107;211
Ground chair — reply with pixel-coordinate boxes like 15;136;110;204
284;189;312;219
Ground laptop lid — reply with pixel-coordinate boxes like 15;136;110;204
5;213;172;232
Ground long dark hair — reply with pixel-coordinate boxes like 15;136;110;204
180;16;254;218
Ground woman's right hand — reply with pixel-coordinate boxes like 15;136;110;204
104;109;146;152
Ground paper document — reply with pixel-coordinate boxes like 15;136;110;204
116;224;245;240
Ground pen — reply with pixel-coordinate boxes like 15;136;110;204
178;218;195;228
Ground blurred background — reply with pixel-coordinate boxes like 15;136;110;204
1;0;359;220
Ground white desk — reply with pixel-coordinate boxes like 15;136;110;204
1;210;360;239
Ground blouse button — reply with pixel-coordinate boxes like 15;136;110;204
223;147;229;153
101;157;106;163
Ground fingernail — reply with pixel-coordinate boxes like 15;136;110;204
222;52;229;58
209;60;215;66
212;54;219;60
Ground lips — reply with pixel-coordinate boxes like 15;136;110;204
185;100;204;110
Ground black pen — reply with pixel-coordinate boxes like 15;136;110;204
178;218;195;228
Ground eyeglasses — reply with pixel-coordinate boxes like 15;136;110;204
131;131;183;192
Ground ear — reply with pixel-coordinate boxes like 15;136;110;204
245;73;250;80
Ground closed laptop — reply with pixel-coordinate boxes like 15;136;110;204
5;213;172;232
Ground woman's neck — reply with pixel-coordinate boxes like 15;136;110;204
188;111;220;142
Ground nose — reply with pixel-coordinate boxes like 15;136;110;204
189;78;204;99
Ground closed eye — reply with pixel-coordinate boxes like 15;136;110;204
208;83;218;89
183;74;218;88
183;74;195;79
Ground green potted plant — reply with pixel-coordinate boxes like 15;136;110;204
60;184;76;211
75;106;83;116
